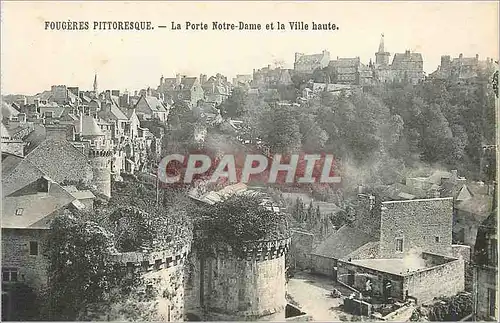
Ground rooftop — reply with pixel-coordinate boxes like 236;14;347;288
347;257;427;276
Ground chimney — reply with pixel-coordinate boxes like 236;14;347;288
176;73;181;85
405;50;410;55
358;185;365;194
459;53;463;59
45;123;69;141
134;90;138;97
476;54;479;60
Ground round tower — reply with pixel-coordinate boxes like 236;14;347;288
185;238;291;321
89;147;112;198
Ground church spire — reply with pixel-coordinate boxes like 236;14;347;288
93;73;98;93
378;33;385;53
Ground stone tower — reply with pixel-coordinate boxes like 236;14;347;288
89;145;112;198
185;237;291;321
375;33;391;66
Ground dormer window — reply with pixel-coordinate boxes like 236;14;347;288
15;208;23;216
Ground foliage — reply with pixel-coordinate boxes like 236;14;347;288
44;177;194;320
425;293;473;321
193;194;289;256
45;212;121;320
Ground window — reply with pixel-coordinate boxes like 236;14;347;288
15;208;23;216
488;288;496;318
395;238;404;252
435;236;440;243
2;268;18;282
29;241;39;256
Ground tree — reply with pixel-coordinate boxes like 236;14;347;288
220;87;248;118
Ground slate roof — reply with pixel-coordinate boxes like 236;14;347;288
392;52;424;67
297;54;325;65
311;224;377;259
1;101;20;119
80;115;104;136
2;178;76;229
141;96;168;112
329;58;360;68
1;153;24;177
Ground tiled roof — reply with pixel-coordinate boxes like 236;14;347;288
311;224;377;259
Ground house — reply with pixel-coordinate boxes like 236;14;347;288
134;95;169;121
1;176;95;320
202;74;232;106
232;74;253;87
252;66;293;88
294;50;331;74
158;74;205;108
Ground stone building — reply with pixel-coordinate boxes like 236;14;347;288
1;176;95;321
310;192;466;305
294;50;330;74
252;66;293;88
158;74;205;108
429;54;497;82
327;57;374;85
372;34;425;85
473;211;498;321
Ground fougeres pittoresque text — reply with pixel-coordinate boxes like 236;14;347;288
1;1;498;322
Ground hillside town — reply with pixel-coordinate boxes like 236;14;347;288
1;34;498;322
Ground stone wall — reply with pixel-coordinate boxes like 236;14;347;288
337;260;405;300
379;198;453;258
310;254;336;277
289;230;314;270
104;243;191;321
1;229;49;292
185;238;290;321
452;244;472;291
404;257;465;305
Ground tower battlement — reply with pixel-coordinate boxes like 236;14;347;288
110;243;191;271
213;237;291;261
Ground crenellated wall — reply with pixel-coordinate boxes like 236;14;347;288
185;238;291;321
94;243;191;321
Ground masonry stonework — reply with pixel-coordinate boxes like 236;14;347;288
379;198;453;258
1;229;49;292
185;238;290;321
404;256;465;305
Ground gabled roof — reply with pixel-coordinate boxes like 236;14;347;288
296;53;326;65
311;224;377;259
2;177;76;229
392;52;423;66
140;95;168;113
2;153;24;177
329;57;360;68
456;184;473;201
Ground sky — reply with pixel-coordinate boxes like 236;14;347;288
1;1;498;95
